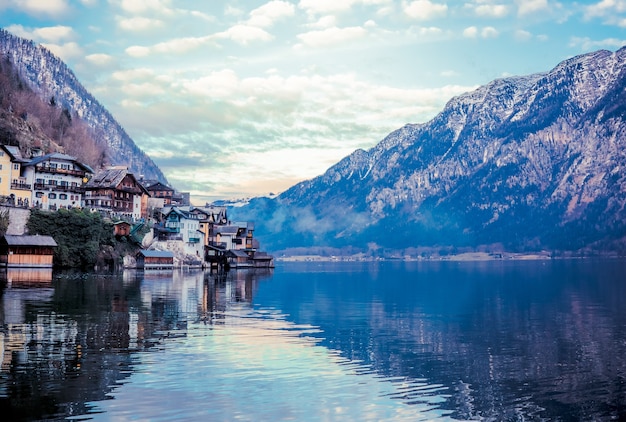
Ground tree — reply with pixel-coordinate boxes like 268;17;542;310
26;208;116;268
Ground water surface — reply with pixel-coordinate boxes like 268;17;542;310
1;260;625;420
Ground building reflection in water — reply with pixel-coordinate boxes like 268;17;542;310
0;267;272;421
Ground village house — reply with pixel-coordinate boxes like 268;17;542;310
155;206;206;258
0;234;57;268
0;145;31;207
144;181;175;205
197;206;273;269
84;167;150;221
21;152;93;211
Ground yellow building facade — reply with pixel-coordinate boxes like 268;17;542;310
0;145;30;206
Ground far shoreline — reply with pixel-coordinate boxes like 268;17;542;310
276;251;625;263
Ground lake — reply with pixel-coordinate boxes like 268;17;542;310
1;259;625;421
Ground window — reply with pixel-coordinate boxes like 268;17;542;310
13;163;19;170
49;193;56;199
60;194;67;200
0;164;3;170
36;192;43;198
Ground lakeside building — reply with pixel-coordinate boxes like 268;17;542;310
0;234;57;267
22;152;94;211
152;205;274;269
136;249;174;270
84;167;150;221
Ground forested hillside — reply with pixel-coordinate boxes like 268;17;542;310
0;29;167;182
0;56;107;168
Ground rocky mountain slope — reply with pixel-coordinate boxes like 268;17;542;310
233;47;626;254
0;29;167;182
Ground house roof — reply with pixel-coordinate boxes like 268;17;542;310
227;249;249;258
0;145;28;163
137;250;174;258
85;168;149;195
25;152;95;173
146;182;174;192
2;235;57;247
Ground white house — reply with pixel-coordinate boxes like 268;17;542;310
22;152;94;211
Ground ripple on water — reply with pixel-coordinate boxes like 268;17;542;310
84;308;455;422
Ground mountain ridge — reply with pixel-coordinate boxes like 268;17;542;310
232;46;626;255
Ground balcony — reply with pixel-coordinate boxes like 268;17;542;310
34;182;84;193
11;182;32;190
36;165;86;177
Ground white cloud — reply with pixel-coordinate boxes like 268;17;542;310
481;26;499;38
474;4;509;18
125;35;216;57
41;41;83;61
583;0;626;27
298;0;354;15
5;24;76;43
569;36;626;50
514;29;532;41
306;15;338;29
463;26;478;38
115;0;173;15
410;26;444;37
462;25;498;39
584;0;626;19
85;53;115;66
247;0;296;28
217;25;274;45
403;0;448;20
116;16;164;32
516;0;548;16
296;26;368;48
7;0;71;17
298;0;392;15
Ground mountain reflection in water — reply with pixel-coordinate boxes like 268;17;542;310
0;260;625;420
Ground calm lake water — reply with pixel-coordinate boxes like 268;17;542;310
1;259;626;421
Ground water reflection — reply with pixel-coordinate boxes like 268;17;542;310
2;260;626;421
258;260;626;420
0;269;272;421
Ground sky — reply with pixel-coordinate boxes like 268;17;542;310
0;0;625;204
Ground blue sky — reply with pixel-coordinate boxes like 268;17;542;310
0;0;625;203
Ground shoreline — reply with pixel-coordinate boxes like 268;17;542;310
276;251;624;263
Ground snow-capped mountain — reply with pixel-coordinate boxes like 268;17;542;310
233;47;626;253
0;29;167;182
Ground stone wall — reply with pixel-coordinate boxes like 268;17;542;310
2;206;30;235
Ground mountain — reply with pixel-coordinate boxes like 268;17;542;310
0;29;167;183
231;47;626;255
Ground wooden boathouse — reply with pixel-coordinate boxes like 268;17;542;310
0;235;57;268
136;250;174;270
